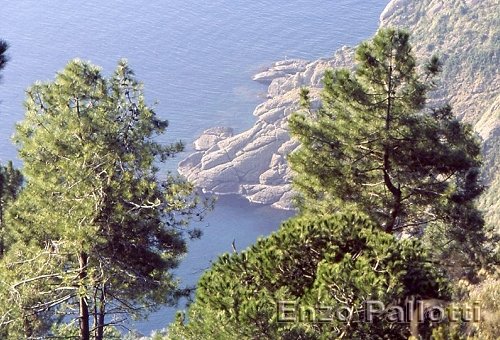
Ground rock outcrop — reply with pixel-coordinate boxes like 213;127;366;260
179;49;352;209
251;59;309;85
179;0;499;225
178;48;354;210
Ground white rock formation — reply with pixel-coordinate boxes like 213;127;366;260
252;59;308;84
179;0;499;214
178;48;354;210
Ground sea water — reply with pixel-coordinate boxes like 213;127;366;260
0;0;388;334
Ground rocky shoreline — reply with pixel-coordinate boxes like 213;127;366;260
179;0;499;216
178;50;355;210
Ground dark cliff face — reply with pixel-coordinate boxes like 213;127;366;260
380;0;499;230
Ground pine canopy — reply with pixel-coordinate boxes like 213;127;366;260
1;59;202;339
288;29;486;260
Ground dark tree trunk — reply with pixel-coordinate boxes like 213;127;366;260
95;285;106;340
383;62;402;233
78;252;90;340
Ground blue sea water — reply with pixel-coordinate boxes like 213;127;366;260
0;0;388;335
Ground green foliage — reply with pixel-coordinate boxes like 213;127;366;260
0;59;205;338
464;273;500;339
0;242;70;338
50;321;122;339
431;271;500;340
0;40;21;258
0;161;23;257
479;133;500;235
288;28;487;270
167;212;449;339
379;0;500;259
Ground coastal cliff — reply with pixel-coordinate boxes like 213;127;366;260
179;0;499;227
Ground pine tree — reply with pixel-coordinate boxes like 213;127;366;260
288;28;486;269
0;41;22;258
0;161;23;257
2;59;205;339
168;212;449;339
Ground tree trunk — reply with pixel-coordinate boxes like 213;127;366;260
78;252;90;340
383;62;402;233
22;311;34;339
95;285;106;340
